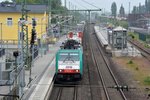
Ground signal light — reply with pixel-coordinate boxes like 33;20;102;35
32;18;36;27
30;28;36;45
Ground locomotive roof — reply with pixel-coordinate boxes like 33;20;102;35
57;49;82;53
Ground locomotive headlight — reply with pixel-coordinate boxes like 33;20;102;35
76;70;79;72
59;69;62;72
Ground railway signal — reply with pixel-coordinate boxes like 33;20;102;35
109;85;136;91
30;18;37;47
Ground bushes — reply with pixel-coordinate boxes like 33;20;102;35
144;76;150;85
128;60;133;64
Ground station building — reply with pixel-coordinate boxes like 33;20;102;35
108;26;127;49
0;3;48;43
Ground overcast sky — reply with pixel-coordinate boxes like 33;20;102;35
0;0;145;13
61;0;145;13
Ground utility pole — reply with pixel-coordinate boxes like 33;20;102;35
69;2;70;15
65;0;67;16
88;10;91;23
65;0;66;9
0;23;2;49
129;2;131;14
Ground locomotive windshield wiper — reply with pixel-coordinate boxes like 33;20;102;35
63;56;75;63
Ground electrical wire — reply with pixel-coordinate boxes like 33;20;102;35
75;0;88;10
81;0;100;9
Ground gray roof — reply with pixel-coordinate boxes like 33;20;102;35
0;4;47;13
113;26;127;31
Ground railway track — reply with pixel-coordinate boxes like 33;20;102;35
83;23;102;100
49;85;78;100
48;23;129;100
128;39;150;61
87;24;127;100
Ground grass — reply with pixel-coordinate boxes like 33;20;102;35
126;59;139;71
144;44;150;48
144;76;150;85
128;32;139;40
127;60;133;64
113;57;150;86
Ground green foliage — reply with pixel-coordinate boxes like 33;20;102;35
116;20;128;28
111;2;117;18
132;35;135;39
119;5;125;17
14;0;67;15
99;16;109;23
128;60;133;64
15;0;43;4
128;32;139;40
132;1;147;14
132;6;139;14
128;33;135;39
147;0;150;13
144;76;150;85
139;3;142;13
144;44;150;48
135;67;139;71
145;0;148;12
1;0;10;3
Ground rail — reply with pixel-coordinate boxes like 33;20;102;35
95;32;127;100
128;39;150;61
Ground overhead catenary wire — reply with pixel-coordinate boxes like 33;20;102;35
73;0;88;10
81;0;100;9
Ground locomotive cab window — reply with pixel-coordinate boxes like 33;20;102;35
59;52;79;61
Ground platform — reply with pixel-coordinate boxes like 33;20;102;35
94;25;141;57
94;26;108;47
22;36;66;99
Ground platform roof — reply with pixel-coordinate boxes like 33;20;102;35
113;26;127;31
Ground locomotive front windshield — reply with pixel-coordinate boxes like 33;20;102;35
59;52;79;61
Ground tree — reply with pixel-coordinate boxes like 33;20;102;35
119;4;125;17
145;0;148;13
141;5;146;13
14;0;67;14
139;3;142;13
51;0;63;14
148;0;150;13
132;6;137;14
111;2;117;18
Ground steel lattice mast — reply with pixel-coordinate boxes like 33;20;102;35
16;0;29;98
21;0;33;84
21;0;30;68
47;0;51;36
